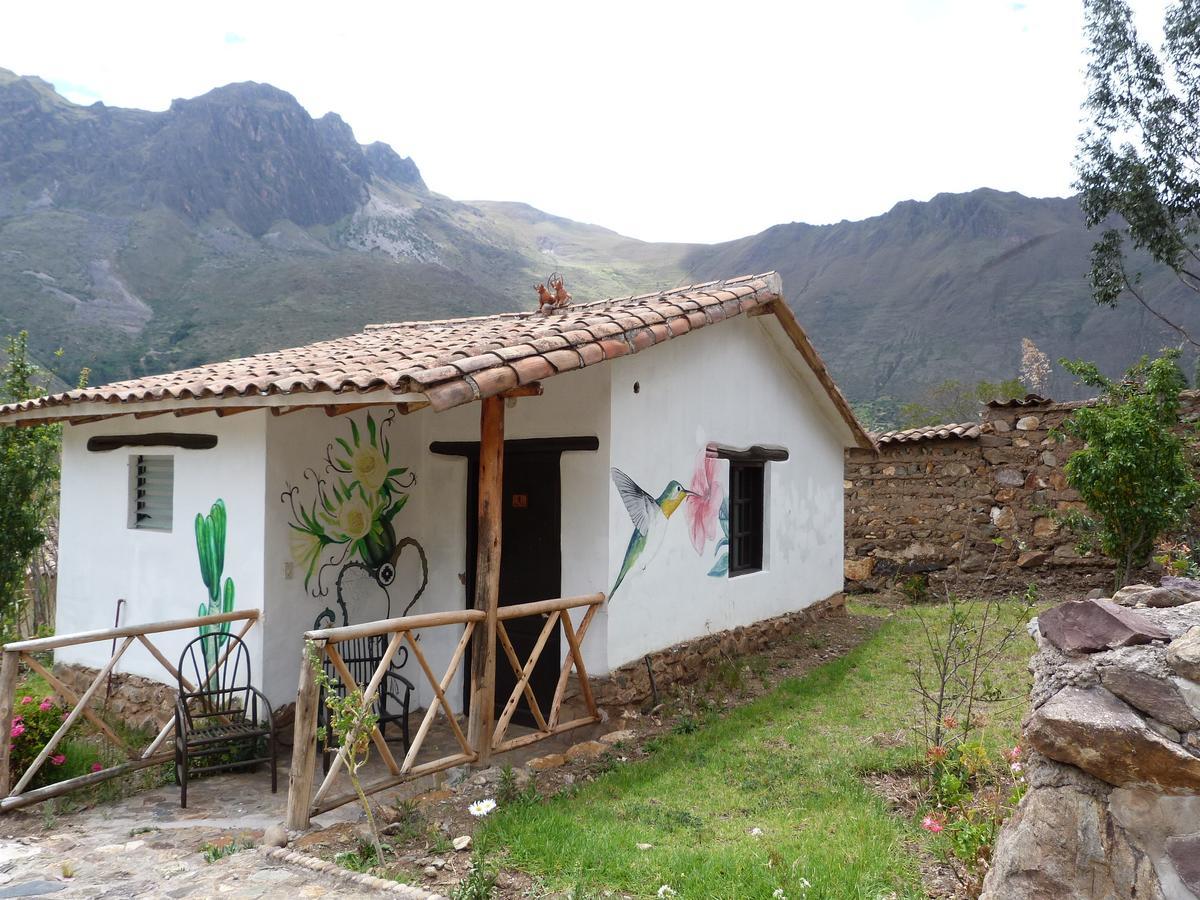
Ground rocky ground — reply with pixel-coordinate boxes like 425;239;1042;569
0;612;877;898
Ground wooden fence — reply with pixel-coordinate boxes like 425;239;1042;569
287;592;604;829
0;609;259;812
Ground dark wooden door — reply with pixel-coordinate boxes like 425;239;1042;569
463;450;562;727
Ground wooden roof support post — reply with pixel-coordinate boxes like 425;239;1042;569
467;394;504;766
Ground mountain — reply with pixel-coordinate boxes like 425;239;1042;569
0;67;1195;405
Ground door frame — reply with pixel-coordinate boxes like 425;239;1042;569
429;436;600;714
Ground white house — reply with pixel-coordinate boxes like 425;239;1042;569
0;272;870;726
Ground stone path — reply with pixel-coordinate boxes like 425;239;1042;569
0;775;388;898
0;718;601;898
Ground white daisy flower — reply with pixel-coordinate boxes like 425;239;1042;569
468;798;497;817
656;886;676;898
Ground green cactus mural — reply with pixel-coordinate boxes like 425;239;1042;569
195;499;235;668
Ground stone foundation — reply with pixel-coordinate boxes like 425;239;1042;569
53;665;176;733
584;593;846;710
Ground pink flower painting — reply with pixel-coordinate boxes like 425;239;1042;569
685;450;723;555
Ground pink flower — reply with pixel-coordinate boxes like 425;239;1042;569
1005;745;1022;763
91;762;103;773
38;698;52;712
685;450;723;554
921;815;944;834
20;697;31;705
49;754;65;766
10;723;24;738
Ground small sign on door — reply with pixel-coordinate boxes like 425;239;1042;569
511;493;529;508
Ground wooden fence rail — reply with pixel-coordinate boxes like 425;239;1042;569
287;592;605;829
0;609;260;813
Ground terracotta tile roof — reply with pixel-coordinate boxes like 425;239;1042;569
873;422;982;445
0;272;871;446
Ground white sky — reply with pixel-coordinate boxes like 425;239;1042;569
0;0;1171;243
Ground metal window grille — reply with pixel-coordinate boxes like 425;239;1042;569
131;455;173;531
728;461;764;575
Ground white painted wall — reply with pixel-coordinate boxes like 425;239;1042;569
262;363;612;711
604;314;846;669
55;413;268;692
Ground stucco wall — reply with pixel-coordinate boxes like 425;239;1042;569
55;412;268;688
604;314;847;669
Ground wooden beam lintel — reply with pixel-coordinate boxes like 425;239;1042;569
500;383;542;399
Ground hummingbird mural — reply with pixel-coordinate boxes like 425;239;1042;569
610;467;694;598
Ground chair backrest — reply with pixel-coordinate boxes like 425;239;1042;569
325;635;389;697
177;632;253;720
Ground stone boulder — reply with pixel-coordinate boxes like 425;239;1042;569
1097;663;1200;732
1038;599;1172;653
1026;686;1200;792
981;783;1163;900
1168;627;1200;682
1112;583;1156;606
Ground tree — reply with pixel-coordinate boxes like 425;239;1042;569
898;377;1026;430
1058;349;1199;588
1076;0;1200;346
0;333;62;636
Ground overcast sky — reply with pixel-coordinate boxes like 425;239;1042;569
0;0;1171;243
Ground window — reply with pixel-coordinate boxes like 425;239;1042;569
129;455;174;531
728;461;764;575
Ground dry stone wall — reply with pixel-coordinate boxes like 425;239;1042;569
54;664;176;733
982;584;1200;899
844;394;1200;595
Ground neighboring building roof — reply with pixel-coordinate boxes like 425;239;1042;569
0;272;873;448
873;422;982;445
986;394;1051;408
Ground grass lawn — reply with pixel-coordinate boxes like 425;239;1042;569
480;600;1035;899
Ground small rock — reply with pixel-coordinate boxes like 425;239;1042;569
598;729;636;746
422;866;438;878
263;824;288;848
1016;415;1041;431
995;468;1025;487
431;857;446;869
564;740;607;762
843;557;874;582
1167;627;1200;682
635;843;653;851
452;835;471;852
527;753;565;771
1167;833;1200;896
1097;664;1200;731
1086;589;1106;600
1146;719;1182;743
0;882;65;898
1017;550;1048;569
1111;583;1155;606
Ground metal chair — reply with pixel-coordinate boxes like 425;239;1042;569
317;631;413;773
173;632;277;808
